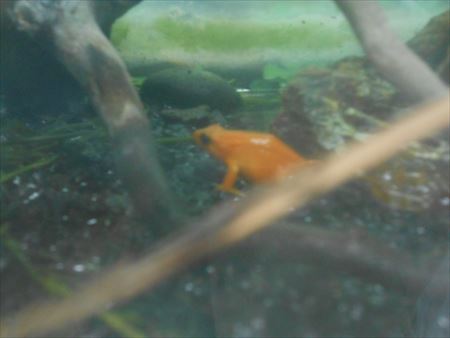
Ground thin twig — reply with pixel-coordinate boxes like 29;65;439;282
1;95;448;338
12;130;102;143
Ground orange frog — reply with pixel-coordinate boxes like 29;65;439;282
193;124;316;194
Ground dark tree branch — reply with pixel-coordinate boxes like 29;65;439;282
335;0;448;103
4;0;176;228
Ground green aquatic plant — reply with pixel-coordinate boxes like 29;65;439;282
0;224;146;338
236;92;281;131
0;156;58;184
0;117;195;187
0;119;105;185
263;63;300;81
131;76;146;89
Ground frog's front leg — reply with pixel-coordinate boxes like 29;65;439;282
217;161;242;195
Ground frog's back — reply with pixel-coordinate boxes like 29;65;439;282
221;130;309;182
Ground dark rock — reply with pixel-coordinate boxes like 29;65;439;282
273;54;448;213
140;68;242;113
273;58;397;156
158;105;222;127
408;10;449;83
272;82;323;158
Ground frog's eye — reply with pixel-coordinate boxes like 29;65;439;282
199;133;212;146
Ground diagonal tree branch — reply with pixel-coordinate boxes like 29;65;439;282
4;0;177;229
335;0;448;103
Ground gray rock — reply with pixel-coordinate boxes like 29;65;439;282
140;68;242;113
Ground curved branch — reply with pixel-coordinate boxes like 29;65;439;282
335;0;448;103
5;1;176;227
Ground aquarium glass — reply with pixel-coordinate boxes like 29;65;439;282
1;1;448;337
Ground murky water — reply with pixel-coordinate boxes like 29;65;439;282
1;1;448;337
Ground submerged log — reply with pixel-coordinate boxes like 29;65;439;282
2;0;176;230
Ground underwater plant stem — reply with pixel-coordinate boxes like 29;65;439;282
0;224;146;338
1;95;448;338
0;224;49;289
18;133;191;144
43;121;97;133
336;0;448;103
11;131;191;147
0;156;58;184
99;312;146;338
14;130;103;143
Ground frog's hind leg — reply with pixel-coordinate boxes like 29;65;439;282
217;161;242;195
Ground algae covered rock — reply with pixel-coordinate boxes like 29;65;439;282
140;68;242;113
273;8;449;157
273;57;397;156
273;56;449;212
366;145;449;212
272;8;450;213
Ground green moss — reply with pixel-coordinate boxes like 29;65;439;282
151;17;350;52
110;18;130;47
